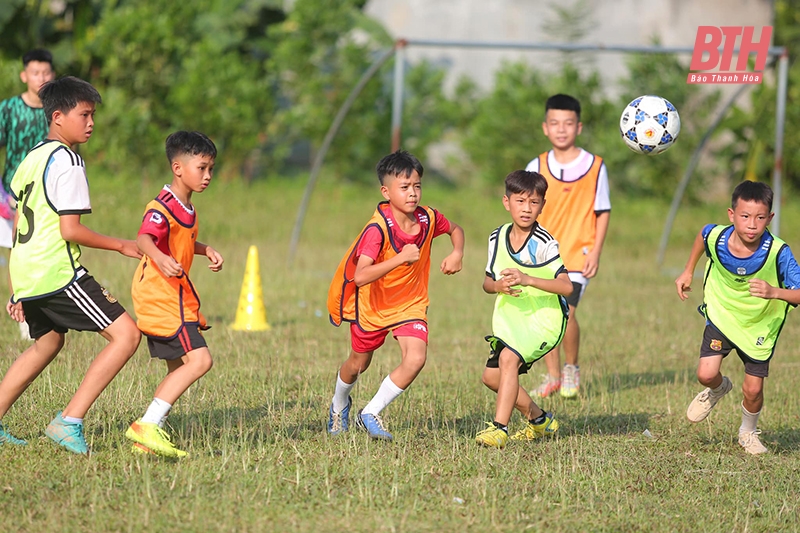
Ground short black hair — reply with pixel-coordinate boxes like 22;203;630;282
39;76;101;125
23;49;53;67
166;131;217;163
732;180;773;211
505;170;548;198
545;94;581;121
376;150;423;185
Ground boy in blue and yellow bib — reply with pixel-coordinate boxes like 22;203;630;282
0;77;142;454
676;181;800;455
327;150;464;441
475;170;573;448
126;131;223;458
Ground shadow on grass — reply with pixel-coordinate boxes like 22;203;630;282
588;369;692;393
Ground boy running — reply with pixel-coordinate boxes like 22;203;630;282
675;181;800;454
0;76;142;454
525;94;610;398
327;150;464;441
126;131;223;458
475;170;572;448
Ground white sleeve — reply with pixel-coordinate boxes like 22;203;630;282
538;238;561;264
594;162;611;212
45;150;91;214
486;229;499;277
525;158;540;172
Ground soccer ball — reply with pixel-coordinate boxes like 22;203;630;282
619;95;681;155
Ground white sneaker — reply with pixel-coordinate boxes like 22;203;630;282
530;374;560;398
686;376;733;422
560;364;580;398
739;430;768;455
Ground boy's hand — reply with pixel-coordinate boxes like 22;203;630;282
440;252;462;275
498;268;524;296
206;246;224;272
156;255;183;278
6;299;24;323
398;244;420;265
675;270;693;300
583;250;601;278
119;239;143;259
749;278;776;299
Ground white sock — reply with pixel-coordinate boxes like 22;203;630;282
739;402;760;434
142;398;172;426
361;375;404;416
62;415;83;425
332;373;356;413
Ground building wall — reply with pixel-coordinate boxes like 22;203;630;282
365;0;774;92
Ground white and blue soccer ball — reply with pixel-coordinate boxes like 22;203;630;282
619;95;681;155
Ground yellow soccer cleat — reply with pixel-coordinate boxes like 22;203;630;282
125;420;188;458
475;422;509;449
510;412;560;441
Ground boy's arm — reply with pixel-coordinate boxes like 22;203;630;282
483;273;522;296
440;222;464;275
675;229;706;300
137;233;182;277
353;244;419;287
195;241;224;272
584;211;610;278
60;214;141;259
749;247;800;304
501;268;573;296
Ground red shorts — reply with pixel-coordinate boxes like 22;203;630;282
349;321;428;353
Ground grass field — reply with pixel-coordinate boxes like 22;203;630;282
2;175;800;533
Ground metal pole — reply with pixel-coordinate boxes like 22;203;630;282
391;40;407;152
772;50;788;237
287;47;396;266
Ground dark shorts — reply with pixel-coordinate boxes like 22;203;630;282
700;323;769;378
485;337;531;375
146;323;208;361
22;275;126;339
565;280;586;308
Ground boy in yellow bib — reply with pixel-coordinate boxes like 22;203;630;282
475;170;573;448
126;131;223;457
327;150;464;441
676;181;800;455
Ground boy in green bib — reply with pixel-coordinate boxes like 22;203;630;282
676;181;800;455
475;170;573;449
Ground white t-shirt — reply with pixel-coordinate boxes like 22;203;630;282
525;148;611;212
44;147;92;215
485;223;561;277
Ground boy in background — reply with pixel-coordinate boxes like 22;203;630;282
126;131;223;458
0;76;142;454
525;94;610;398
327;150;464;441
0;49;55;249
476;170;571;448
676;181;800;455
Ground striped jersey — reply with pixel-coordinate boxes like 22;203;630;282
485;222;561;276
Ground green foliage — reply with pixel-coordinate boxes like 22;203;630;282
82;0;280;178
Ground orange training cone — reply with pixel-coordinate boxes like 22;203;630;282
230;245;271;331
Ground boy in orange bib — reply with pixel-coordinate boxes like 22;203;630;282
126;131;223;457
327;150;464;441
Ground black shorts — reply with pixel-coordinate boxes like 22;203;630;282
565;280;585;308
485;337;531;375
700;323;769;378
22;275;126;339
146;323;207;361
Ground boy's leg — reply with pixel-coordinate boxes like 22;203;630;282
738;367;768;454
61;313;141;418
0;330;64;418
687;353;732;423
328;323;379;435
493;348;523;427
151;347;213;405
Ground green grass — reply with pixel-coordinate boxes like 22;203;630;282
2;176;800;532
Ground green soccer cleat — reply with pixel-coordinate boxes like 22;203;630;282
45;412;88;455
475;422;509;449
125;420;188;458
510;412;560;441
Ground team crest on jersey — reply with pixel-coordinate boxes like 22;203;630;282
737;267;746;275
709;339;722;351
149;212;164;224
756;336;765;346
101;287;118;304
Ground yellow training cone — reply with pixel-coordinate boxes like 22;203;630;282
230;245;271;331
